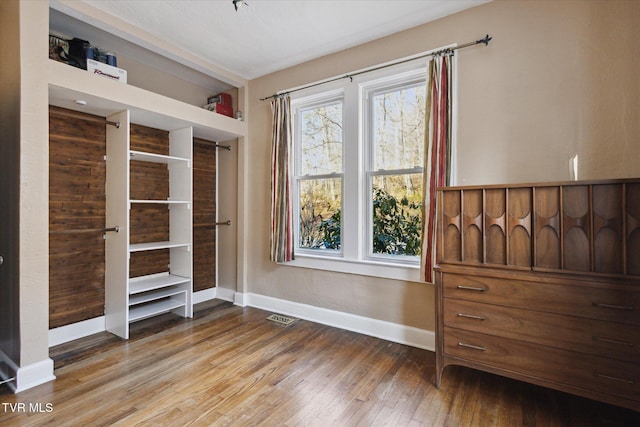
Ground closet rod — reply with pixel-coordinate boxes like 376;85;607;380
260;34;492;101
194;139;232;151
50;226;120;235
50;108;120;128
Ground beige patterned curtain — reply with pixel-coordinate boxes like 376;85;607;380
270;94;295;262
421;53;453;282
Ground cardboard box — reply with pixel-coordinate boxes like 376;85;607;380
87;59;127;84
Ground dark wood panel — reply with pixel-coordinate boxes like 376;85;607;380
193;138;217;291
129;204;169;245
129;161;169;201
127;124;172;278
129;123;169;155
129;249;170;278
49;106;106;328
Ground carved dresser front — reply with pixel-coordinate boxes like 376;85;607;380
434;179;640;412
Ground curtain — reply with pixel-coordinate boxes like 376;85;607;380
421;53;453;283
270;94;295;262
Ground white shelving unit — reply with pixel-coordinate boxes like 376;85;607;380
103;114;194;340
48;3;247;340
127;126;193;334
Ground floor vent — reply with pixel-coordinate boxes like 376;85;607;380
266;313;297;326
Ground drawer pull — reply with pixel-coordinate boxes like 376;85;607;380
593;372;635;384
592;336;635;347
592;302;634;311
457;313;486;320
456;285;486;292
458;342;486;351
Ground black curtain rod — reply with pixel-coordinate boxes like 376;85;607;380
260;34;492;102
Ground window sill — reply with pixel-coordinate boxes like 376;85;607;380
281;253;423;282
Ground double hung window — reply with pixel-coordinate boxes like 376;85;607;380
295;96;344;252
291;61;442;280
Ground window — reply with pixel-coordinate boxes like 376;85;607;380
295;96;343;252
291;61;443;281
366;81;426;262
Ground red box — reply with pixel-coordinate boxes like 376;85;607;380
208;93;233;117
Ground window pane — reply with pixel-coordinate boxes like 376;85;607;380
372;85;425;171
299;178;342;250
372;174;422;256
300;102;343;175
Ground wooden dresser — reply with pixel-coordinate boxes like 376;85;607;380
434;179;640;412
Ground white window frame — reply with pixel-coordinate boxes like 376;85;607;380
362;74;428;265
293;89;345;257
287;54;455;282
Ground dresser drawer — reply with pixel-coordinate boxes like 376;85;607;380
444;299;639;362
443;327;640;403
442;273;640;325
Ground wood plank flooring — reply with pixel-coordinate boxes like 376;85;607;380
1;301;639;426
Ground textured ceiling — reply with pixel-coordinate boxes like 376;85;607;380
80;0;489;80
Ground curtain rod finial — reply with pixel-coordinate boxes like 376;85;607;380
479;34;492;46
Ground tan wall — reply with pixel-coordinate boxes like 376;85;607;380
0;0;22;365
245;0;640;333
18;0;51;368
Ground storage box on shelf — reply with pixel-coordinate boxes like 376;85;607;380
434;179;640;412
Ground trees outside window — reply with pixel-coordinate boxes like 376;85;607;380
296;100;343;251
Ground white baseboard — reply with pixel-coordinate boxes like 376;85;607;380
234;291;247;306
193;288;216;304
14;358;56;393
47;289;435;352
214;286;236;302
50;286;228;347
245;293;435;351
49;316;106;347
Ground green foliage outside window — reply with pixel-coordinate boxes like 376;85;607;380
303;187;422;255
371;187;422;256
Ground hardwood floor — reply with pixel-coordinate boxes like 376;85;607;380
1;301;639;426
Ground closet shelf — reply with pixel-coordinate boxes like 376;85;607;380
48;59;247;142
129;298;186;323
129;287;185;306
130;199;191;205
129;150;190;164
129;241;191;252
129;273;190;295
